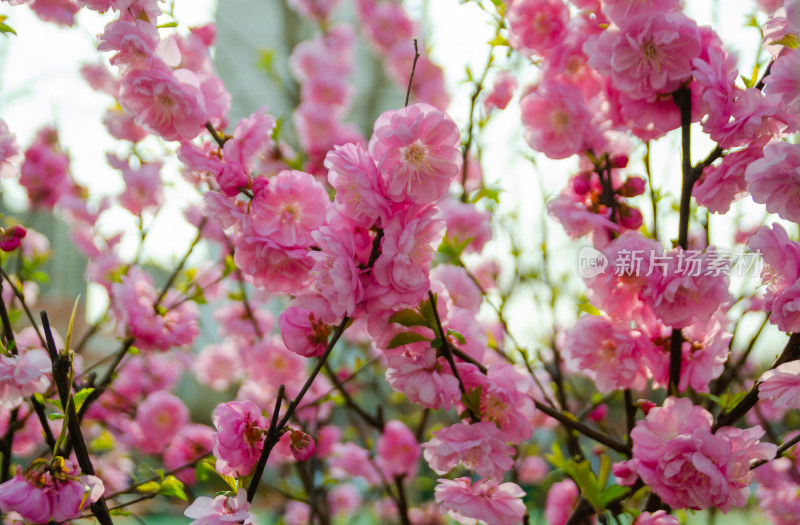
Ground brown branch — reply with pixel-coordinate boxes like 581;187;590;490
404;39;420;107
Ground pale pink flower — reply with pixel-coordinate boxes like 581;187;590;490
506;0;569;57
212;400;268;477
547;191;617;247
19;127;71;209
563;315;649;392
369;103;461;205
370;205;444;308
285;501;311;525
746;142;800;223
288;0;339;21
197;71;231;129
544;479;579;525
0;349;51;409
521;81;596;160
376;420;420;478
119;66;207;142
587;12;701;100
434;477;526;525
641;248;732;328
250;170;330;247
635;511;679;525
233;229;312;293
328;483;361;517
517;456;548;485
628;396;776;512
438;198;492;254
97;19;161;72
709;88;794;149
222;106;276;171
193;342;242;391
103;106;149;142
0;119;22;179
764;48;800;115
748;224;800;330
111;268;199;351
431;265;482;315
132;390;189;454
325;142;389;228
163;424;215;485
108;153;163;216
385;347;461;410
184;489;253;524
214;301;274;342
329;442;381;485
423;422;515;480
694;146;762;214
29;0;80;26
80;62;120;96
600;0;682;25
759;361;800;409
309;220;363;317
754;457;800;525
483;71;517;112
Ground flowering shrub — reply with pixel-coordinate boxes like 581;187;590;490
0;0;799;524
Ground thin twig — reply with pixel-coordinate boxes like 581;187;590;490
404;39;420;107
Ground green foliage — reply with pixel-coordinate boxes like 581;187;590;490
547;444;631;513
387;332;431;349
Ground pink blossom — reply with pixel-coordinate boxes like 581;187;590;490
641;248;732;328
81;62;120;96
600;0;682;25
132;390;189;454
376;420;420;478
103;106;149;142
434;477;526;525
563;315;649;392
163;424;215;485
222;106;276;170
289;429;316;461
517;456;548;484
431;265;482;314
328;483;362;517
184;489;253;524
587;12;701;100
279;298;335;358
759;361;800;409
325;142;389;228
635;511;679;525
309;220;363;317
438;198;492;254
0;348;51;409
212;400;268;477
0;225;27;252
369;103;461;205
521;81;597;160
232;229;312;293
746;142;800;223
709;88;794;149
506;0;570;57
0;119;22;179
19;127;72;209
754;457;800;525
97;19;161;72
694;146;763;214
29;0;80;26
370;205;444;309
764;48;800;115
385;346;461;410
108;153;163;216
483;71;517;112
329;442;381;485
119;66;207;142
111;268;199;351
628;396;776;512
547;191;618;247
285;501;311;525
544;479;579;525
288;0;339;21
250;170;330;247
423;422;514;480
193;342;242;391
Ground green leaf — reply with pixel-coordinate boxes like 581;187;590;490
770;33;800;49
223;254;237;276
420;296;438;329
156;21;178;28
73;388;95;413
137;481;160;493
109;509;131;516
430;337;442;349
487;34;509;47
600;485;631;507
0;22;16;36
30;271;49;284
388;309;430;328
387;332;431;349
577;303;602;316
47;413;65;421
160;475;187;500
460;386;483;418
256;48;275;73
447;329;466;345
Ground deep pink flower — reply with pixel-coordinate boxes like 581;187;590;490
163;424;216;485
279;297;335;358
0;225;27;252
212;400;269;477
434;477;526;525
628;396;776;512
325;142;389;228
423;422;514;480
754;457;800;525
309;220;363;317
635;511;679;525
709;88;794;149
506;0;569;57
759;361;800;409
376;420;420;478
184;489;253;524
483;71;517;112
544;479;579;525
133;390;189;454
369;103;461;205
119;66;207;142
19;127;72;209
222;106;276;171
746;142;800;223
